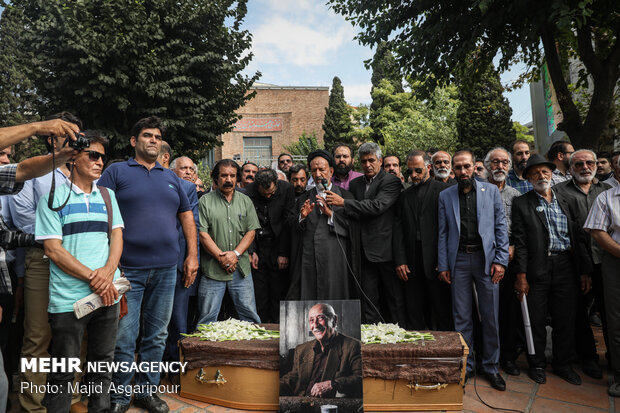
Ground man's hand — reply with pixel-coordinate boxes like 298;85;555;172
580;274;592;295
35;119;80;138
514;273;529;302
183;255;199;287
300;200;314;220
219;251;238;273
324;190;344;207
99;284;119;307
438;270;451;284
314;196;333;217
53;146;79;165
277;256;289;270
89;267;115;295
509;245;515;262
250;252;259;270
490;263;505;284
396;264;410;281
0;305;3;323
310;380;333;397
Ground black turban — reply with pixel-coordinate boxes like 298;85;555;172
307;149;334;168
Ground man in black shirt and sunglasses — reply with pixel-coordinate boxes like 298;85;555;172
392;150;453;331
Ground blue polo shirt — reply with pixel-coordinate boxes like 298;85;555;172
97;158;191;269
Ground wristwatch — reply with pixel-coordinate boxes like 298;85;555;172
233;250;241;259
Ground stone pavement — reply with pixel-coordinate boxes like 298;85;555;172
7;327;613;412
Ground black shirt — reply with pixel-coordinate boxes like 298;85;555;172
305;336;333;395
412;177;431;240
459;180;483;246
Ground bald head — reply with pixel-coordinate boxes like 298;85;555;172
171;156;195;182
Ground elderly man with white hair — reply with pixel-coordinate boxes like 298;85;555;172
484;147;522;376
554;149;609;380
431;151;457;185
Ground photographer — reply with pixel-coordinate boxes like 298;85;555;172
0;117;77;413
6;112;82;412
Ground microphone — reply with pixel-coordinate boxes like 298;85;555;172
320;178;329;191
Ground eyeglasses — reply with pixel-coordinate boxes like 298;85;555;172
87;151;107;164
490;159;510;166
406;168;424;175
573;160;596;168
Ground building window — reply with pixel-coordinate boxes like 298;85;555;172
243;137;272;166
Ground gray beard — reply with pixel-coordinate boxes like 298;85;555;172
491;170;507;182
434;168;450;179
574;173;594;184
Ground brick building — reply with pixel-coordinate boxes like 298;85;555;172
215;82;329;166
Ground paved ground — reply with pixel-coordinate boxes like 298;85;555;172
7;326;613;412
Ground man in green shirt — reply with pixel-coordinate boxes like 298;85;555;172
197;159;261;324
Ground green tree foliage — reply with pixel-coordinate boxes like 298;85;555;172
369;41;403;143
9;0;259;159
284;131;323;157
322;76;354;151
328;0;620;149
374;79;460;164
349;104;373;142
513;121;534;144
0;5;46;161
457;65;515;158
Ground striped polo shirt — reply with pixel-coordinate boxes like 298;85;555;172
35;182;124;313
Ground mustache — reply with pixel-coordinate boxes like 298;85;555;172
312;325;326;334
222;182;234;188
245;175;255;181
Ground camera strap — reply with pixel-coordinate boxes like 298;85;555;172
47;137;75;212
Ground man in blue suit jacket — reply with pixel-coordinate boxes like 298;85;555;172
437;148;509;391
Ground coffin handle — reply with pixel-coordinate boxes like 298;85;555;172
406;382;448;391
195;368;227;385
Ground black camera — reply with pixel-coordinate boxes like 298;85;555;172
67;132;90;151
0;229;38;250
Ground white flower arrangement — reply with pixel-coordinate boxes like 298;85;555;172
184;319;280;342
361;323;435;345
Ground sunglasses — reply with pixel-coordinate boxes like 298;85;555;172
573;160;595;168
406;168;425;175
87;150;108;164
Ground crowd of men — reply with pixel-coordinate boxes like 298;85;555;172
1;113;620;413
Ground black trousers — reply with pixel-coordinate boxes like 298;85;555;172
499;263;524;363
527;252;577;369
590;264;609;357
43;303;119;413
575;263;597;362
602;253;620;381
252;239;285;323
405;244;453;331
361;255;406;325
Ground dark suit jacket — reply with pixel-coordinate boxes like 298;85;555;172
345;169;402;262
393;179;450;279
512;190;592;282
244;180;296;257
280;333;362;398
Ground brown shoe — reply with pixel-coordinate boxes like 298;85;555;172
69;401;88;413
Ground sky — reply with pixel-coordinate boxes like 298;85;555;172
243;0;533;125
0;2;533;124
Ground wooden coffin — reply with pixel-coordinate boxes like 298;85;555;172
178;325;280;411
362;332;468;412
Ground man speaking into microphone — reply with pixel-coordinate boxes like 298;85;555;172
287;150;358;301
